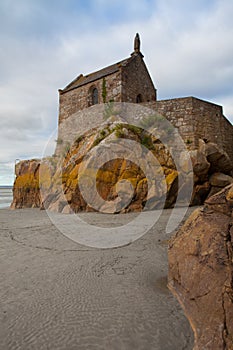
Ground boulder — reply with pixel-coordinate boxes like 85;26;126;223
189;149;210;181
168;184;233;349
201;142;233;175
205;184;233;217
209;172;233;187
207;173;233;199
11;159;41;209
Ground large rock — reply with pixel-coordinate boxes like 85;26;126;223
189;140;233;204
209;172;233;187
207;173;233;199
189;148;210;182
11;159;41;209
12;123;180;212
201;141;233;175
168;184;233;349
56;124;178;213
11;131;233;212
11;158;56;209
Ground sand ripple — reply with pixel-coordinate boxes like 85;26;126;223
0;208;194;349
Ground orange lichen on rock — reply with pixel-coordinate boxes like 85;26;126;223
11;121;233;213
11;159;41;209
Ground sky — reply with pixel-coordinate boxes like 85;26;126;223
0;0;233;185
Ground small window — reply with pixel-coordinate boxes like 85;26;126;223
92;88;99;105
88;86;99;106
136;94;142;103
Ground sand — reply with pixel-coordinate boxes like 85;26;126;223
0;207;194;350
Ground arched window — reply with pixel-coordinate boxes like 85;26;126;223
88;86;99;106
136;94;142;103
92;88;99;105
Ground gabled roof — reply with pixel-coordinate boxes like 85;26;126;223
61;55;135;93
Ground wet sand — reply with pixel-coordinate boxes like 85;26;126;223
0;208;194;350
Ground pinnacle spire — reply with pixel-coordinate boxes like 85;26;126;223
134;33;141;53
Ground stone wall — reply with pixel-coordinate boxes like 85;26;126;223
55;104;106;155
191;97;223;145
58;70;122;125
145;97;233;161
220;115;233;161
57;59;233;163
121;54;157;103
192;98;233;161
146;97;196;148
58;54;157;125
56;96;233;163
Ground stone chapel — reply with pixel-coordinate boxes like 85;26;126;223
57;34;233;161
58;33;156;125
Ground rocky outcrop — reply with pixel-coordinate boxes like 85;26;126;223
11;159;41;209
11;122;233;212
168;184;233;349
11;158;56;210
42;122;179;213
11;122;180;212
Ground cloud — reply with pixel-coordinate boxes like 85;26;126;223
0;0;232;185
139;1;233;97
0;162;15;185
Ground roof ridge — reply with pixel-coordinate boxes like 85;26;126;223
61;55;135;93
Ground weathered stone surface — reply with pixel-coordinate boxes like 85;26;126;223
56;124;178;213
12;123;180;212
201;142;233;175
10;126;233;212
11;159;41;209
209;172;233;187
189;141;233;204
207;172;233;199
205;184;233;217
189;149;210;181
147;98;233;163
207;185;224;198
168;185;233;349
190;181;210;206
